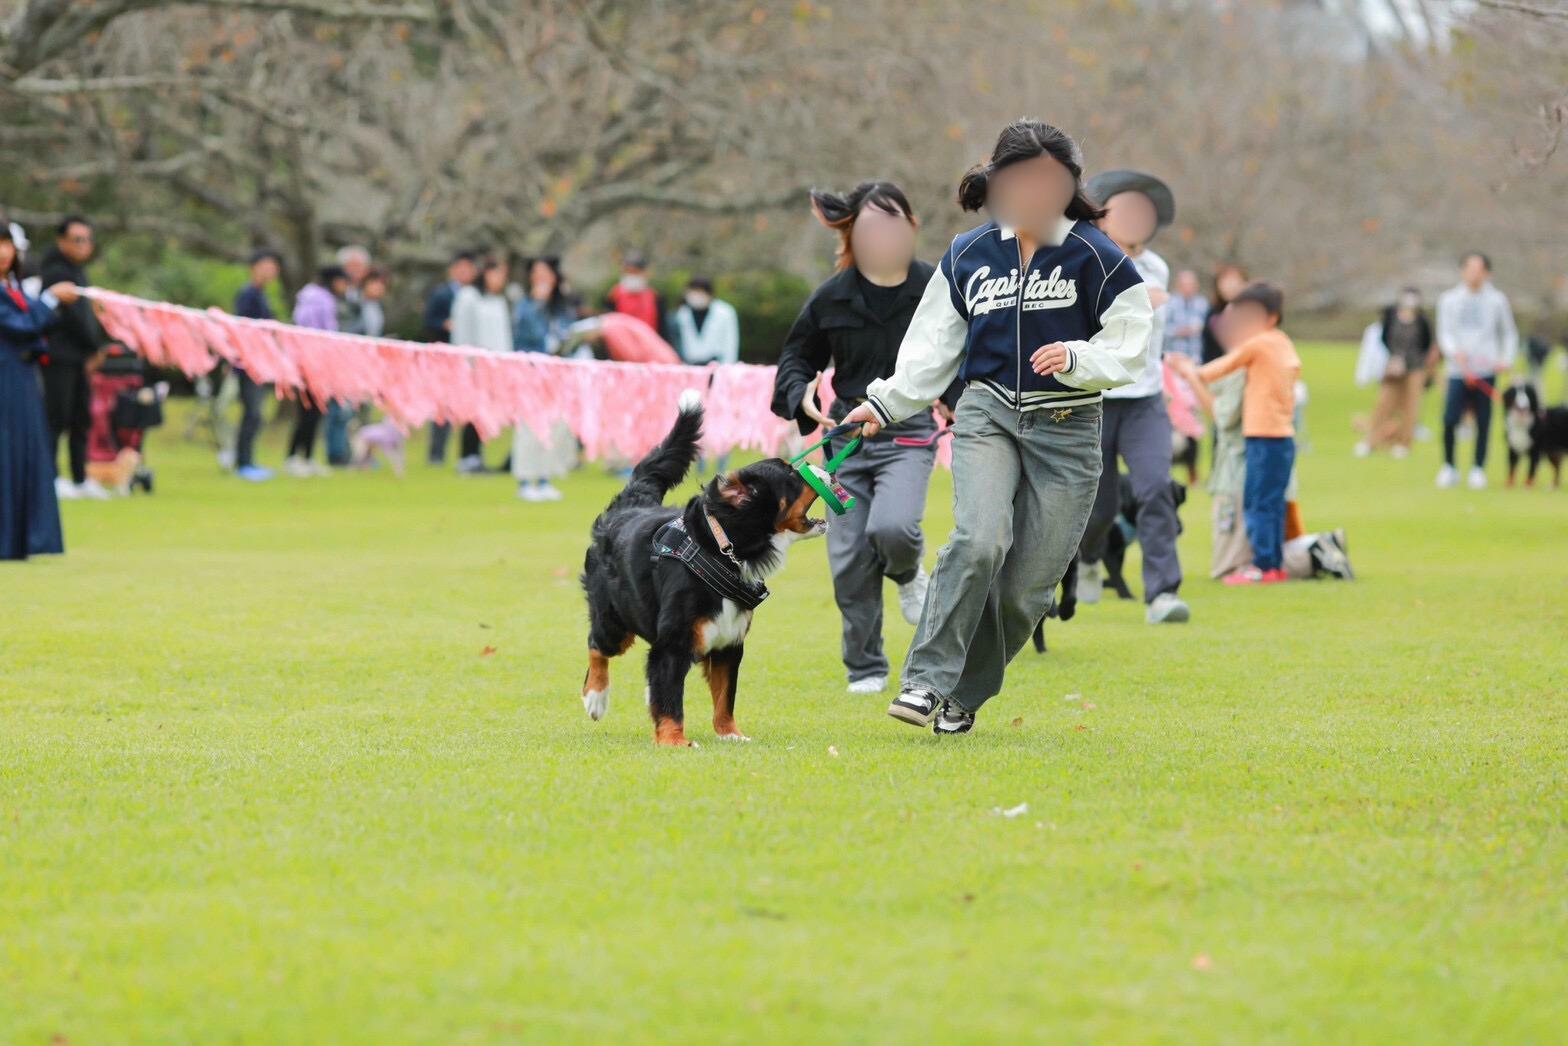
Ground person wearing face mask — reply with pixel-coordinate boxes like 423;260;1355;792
772;182;958;697
1072;169;1188;624
673;277;739;367
1356;287;1435;459
604;251;666;340
675;276;741;475
840;122;1153;735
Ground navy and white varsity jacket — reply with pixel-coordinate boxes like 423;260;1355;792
864;216;1153;424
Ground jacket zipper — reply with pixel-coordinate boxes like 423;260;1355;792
1014;234;1027;411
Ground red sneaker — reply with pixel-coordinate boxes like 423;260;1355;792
1260;568;1290;584
1223;567;1264;586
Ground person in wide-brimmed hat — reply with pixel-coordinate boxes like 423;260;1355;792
1074;167;1191;625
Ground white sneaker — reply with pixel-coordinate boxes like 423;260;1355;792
516;482;544;502
536;481;564;502
847;676;887;695
897;567;929;626
1146;592;1190;624
1390;445;1409;460
1077;561;1103;605
78;478;112;500
216;449;235;471
284;456;313;478
1353;441;1371;458
1467;466;1487;490
54;476;82;500
309;460;333;477
1435;464;1458;489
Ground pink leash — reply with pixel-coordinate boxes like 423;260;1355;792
892;420;952;448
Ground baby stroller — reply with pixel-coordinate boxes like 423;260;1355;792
86;342;164;495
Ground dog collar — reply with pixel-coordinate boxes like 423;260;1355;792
650;517;770;611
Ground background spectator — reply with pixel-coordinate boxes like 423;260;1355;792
230;248;283;482
604;250;665;338
450;256;513;474
1435;251;1517;490
1;219;72;559
422;250;478;465
38;215;111;500
284;265;347;478
672;276;739;366
1164;268;1208;363
1356;287;1435;459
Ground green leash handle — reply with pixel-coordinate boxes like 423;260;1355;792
791;423;863;515
790;423;864;467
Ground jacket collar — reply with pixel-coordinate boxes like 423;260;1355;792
824;263;925;322
997;216;1079;249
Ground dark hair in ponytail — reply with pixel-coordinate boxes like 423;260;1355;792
957;119;1105;222
809;181;917;271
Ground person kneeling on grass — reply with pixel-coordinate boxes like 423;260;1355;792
1182;347;1354;583
1169;282;1299;586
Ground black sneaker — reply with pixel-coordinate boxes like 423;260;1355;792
932;700;975;735
887;687;942;727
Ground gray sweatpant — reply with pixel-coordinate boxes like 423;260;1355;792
826;432;937;683
1078;394;1183;602
903;390;1102;712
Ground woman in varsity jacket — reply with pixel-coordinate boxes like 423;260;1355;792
841;119;1154;736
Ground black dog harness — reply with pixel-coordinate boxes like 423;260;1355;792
650;511;770;610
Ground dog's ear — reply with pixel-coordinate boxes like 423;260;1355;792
716;471;751;508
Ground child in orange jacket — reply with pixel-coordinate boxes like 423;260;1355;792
1171;282;1300;584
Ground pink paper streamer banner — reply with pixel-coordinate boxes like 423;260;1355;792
84;288;953;466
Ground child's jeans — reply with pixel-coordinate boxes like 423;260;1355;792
1243;436;1295;571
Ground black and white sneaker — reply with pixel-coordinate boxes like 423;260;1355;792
932;700;975;736
887;687;942;727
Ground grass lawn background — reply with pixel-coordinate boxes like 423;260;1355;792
2;344;1564;1042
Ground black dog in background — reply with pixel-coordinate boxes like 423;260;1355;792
1032;475;1187;653
1502;383;1568;488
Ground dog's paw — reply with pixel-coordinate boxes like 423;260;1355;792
581;687;609;721
715;731;751;743
643;686;651;707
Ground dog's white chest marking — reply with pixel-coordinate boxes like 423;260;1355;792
699;600;753;653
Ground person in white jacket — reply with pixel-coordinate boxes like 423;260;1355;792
841;119;1152;737
1435;251;1518;490
672;277;739;366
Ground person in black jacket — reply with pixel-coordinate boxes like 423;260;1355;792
38;215;111;500
422;250;477;465
772;182;958;696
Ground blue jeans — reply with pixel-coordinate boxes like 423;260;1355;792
1243;436;1295;571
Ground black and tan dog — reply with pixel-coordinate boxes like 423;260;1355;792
1502;383;1568;488
579;398;827;746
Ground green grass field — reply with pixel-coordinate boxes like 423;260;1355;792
3;344;1564;1043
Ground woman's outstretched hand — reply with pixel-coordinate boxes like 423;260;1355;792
1030;342;1069;376
841;402;882;438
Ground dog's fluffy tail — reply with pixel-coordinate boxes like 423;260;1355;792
598;391;704;522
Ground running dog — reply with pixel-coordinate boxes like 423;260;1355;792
579;396;827;746
1502;383;1568;488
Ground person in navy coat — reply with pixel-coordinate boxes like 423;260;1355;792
0;220;77;561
